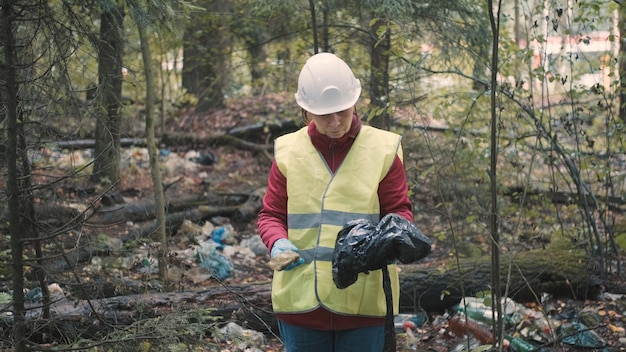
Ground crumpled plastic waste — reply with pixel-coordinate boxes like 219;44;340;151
195;150;217;165
559;321;607;348
23;283;65;303
197;243;233;280
219;321;266;350
394;312;428;333
211;227;228;249
332;213;432;289
211;226;236;249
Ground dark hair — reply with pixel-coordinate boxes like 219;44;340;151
300;107;360;126
301;108;311;125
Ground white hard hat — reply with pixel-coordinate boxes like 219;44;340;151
295;53;361;115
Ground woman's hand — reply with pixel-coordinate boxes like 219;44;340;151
270;239;305;271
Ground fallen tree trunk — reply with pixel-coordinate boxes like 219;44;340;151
51;118;299;151
34;188;261;227
55;137;147;149
43;189;266;271
87;191;251;225
160;132;273;154
505;186;626;212
398;248;602;313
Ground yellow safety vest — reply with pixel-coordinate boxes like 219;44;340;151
272;125;403;317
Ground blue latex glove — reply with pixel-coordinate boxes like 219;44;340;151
271;238;305;271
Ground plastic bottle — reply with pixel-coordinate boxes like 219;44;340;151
457;296;517;325
448;315;494;345
505;334;536;352
394;312;427;332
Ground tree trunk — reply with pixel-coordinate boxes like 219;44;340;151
231;1;270;95
307;0;319;53
321;6;330;52
398;249;600;313
91;2;125;184
368;17;391;130
33;190;252;226
618;1;626;123
182;0;232;112
137;14;169;282
2;3;29;349
241;29;269;95
514;0;521;45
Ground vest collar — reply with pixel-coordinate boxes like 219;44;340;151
308;114;361;152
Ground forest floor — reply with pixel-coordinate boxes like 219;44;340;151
3;94;626;351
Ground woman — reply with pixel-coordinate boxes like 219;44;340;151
257;52;414;352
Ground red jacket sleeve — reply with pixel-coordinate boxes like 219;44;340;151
378;155;413;222
257;160;288;252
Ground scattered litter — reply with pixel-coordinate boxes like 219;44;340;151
449;294;616;350
559;321;607;348
197;242;232;280
456;296;516;322
394;312;428;333
211;225;236;249
448;315;493;345
240;235;267;256
178;219;204;237
504;334;537;352
195;150;217;165
24;283;65;303
598;292;625;301
449;336;481;352
218;322;265;352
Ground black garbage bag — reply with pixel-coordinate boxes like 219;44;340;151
332;213;432;352
332;213;432;290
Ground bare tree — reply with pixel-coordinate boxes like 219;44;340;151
182;0;232;112
618;0;626;123
2;1;32;350
488;0;504;347
132;0;179;281
231;2;271;96
91;1;125;184
368;17;392;129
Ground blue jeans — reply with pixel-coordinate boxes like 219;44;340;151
278;320;385;352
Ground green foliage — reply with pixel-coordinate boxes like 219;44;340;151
616;233;626;251
360;0;414;14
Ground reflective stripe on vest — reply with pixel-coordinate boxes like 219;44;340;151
272;125;402;317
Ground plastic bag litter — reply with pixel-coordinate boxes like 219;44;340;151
559;322;607;348
197;243;233;280
332;213;432;289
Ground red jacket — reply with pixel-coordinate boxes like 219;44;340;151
257;113;413;330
